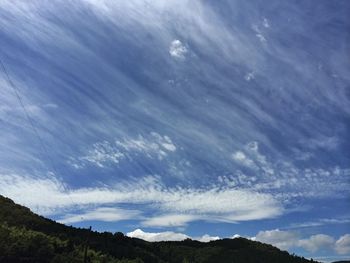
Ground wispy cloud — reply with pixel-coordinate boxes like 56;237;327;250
287;218;350;229
227;142;350;200
231;151;257;169
69;132;177;168
1;139;348;226
255;229;350;255
141;214;198;228
58;207;140;224
0;2;349;260
0;173;282;224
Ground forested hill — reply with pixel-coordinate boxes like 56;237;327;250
0;195;317;263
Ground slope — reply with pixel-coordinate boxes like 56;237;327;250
0;195;317;263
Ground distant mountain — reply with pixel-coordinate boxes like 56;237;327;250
0;195;318;263
332;261;350;263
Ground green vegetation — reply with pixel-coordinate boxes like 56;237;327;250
0;195;318;263
0;223;134;262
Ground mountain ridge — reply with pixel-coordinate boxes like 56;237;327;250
0;195;318;263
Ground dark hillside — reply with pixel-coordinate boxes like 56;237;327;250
0;195;318;263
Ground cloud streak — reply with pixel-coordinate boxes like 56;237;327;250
69;132;177;168
0;173;282;225
255;229;350;255
58;207;140;224
0;1;349;260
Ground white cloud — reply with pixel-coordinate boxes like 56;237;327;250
313;256;350;263
298;234;335;253
169;39;187;58
244;71;255;81
0;173;282;224
80;141;125;167
0;75;58;128
262;18;270;28
288;218;350;229
1;0;349;222
155;187;282;218
197;234;220;242
229;142;350;200
84;0;262;69
70;132;177;168
252;25;266;43
307;136;339;151
231;151;256;169
142;214;198;227
0;6;349;256
335;234;350;255
251;17;271;43
127;228;350;255
149;132;177;152
127;229;220;243
58;207;140;224
127;229;189;242
231;142;275;176
255;229;298;250
255;229;350;255
64;140;350;225
292;148;313;161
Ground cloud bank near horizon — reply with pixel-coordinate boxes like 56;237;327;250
125;228;350;257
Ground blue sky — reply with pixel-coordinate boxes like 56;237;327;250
0;0;349;261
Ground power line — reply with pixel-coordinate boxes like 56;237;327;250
0;57;76;208
0;59;52;169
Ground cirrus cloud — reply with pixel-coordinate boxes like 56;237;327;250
0;173;283;225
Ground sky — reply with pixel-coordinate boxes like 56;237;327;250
0;0;349;261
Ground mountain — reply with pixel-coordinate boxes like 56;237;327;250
0;195;317;263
